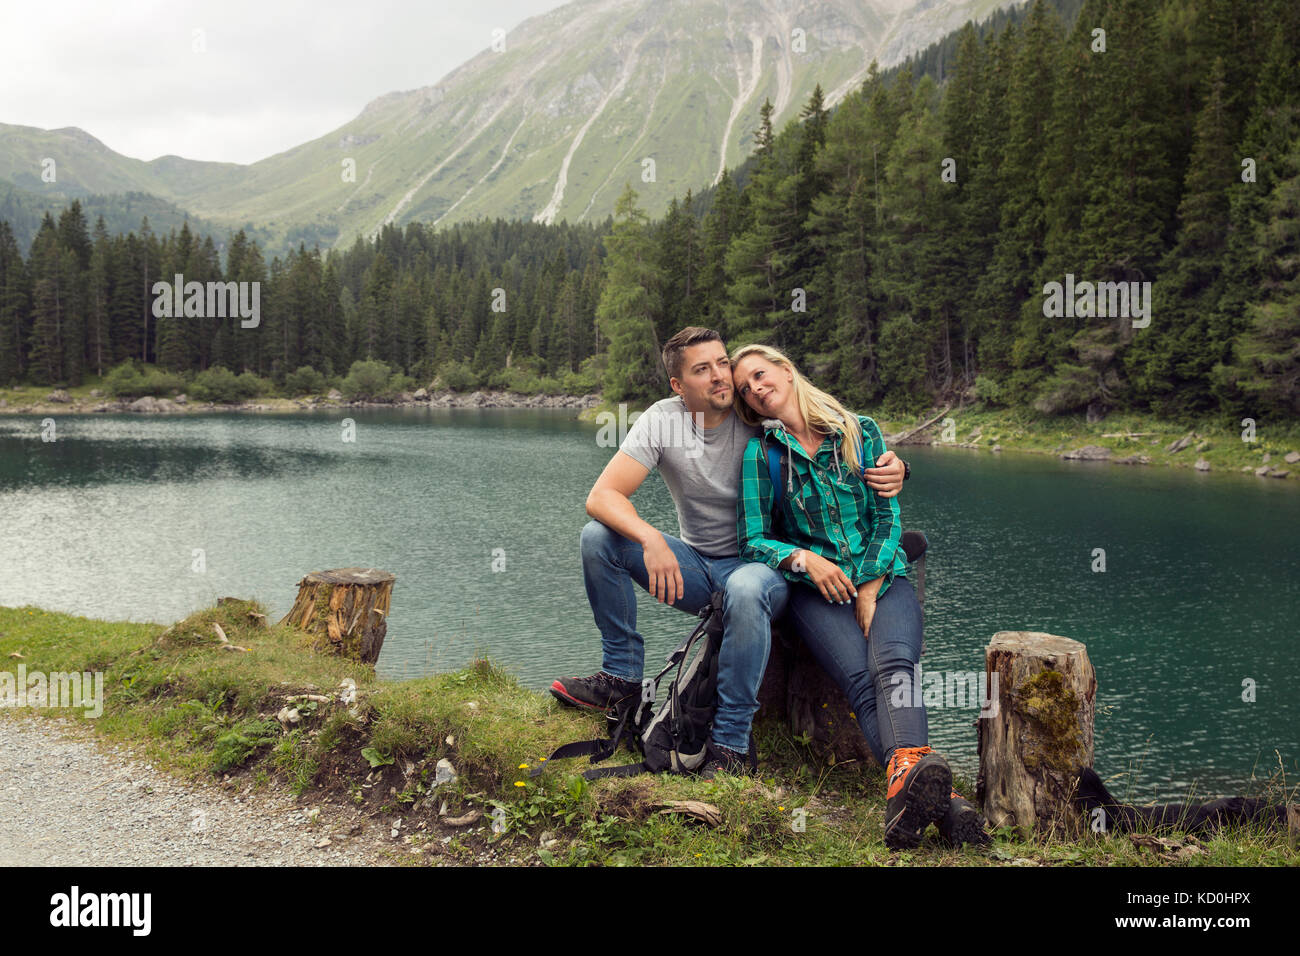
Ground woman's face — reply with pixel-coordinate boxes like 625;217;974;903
733;354;792;418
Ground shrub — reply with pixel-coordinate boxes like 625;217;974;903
190;366;244;403
974;375;1006;407
284;365;326;396
103;362;143;398
388;373;417;396
104;362;185;399
341;359;393;401
435;360;478;392
561;367;600;395
138;369;186;397
212;718;280;772
235;371;272;400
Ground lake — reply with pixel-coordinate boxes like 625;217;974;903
1;407;1296;802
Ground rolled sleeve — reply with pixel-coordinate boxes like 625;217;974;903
855;416;904;589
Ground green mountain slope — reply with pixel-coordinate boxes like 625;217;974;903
0;0;1017;249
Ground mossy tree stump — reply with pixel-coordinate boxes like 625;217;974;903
279;568;395;664
977;631;1096;835
757;623;878;768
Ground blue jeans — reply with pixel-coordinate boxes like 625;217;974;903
785;575;926;768
580;519;789;754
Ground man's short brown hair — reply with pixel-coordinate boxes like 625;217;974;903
662;326;724;382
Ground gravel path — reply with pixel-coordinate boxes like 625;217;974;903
0;712;401;866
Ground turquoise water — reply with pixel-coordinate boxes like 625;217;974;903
1;408;1296;800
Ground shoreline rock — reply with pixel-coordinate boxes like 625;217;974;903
4;388;603;417
1062;445;1112;461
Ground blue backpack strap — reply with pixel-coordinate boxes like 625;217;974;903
766;444;783;512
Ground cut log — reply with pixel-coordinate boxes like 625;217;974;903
279;568;395;664
757;624;878;767
977;631;1096;835
886;405;953;446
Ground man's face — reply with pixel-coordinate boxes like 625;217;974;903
671;341;733;413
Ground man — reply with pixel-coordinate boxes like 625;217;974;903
550;327;907;777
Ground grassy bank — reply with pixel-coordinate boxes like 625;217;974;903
2;602;1294;867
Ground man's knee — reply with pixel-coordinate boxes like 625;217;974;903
723;563;786;614
580;519;618;560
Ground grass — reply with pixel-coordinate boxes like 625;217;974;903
1;601;1295;867
870;405;1300;478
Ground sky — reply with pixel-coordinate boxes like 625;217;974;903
0;0;568;165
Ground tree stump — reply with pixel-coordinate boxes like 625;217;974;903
757;624;878;768
279;568;395;664
977;631;1096;835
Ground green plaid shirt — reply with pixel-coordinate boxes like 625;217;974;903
736;415;908;598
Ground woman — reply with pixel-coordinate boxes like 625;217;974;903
730;343;988;850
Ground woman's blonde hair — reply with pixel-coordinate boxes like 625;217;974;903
729;343;864;474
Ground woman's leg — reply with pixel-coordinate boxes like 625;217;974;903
864;576;927;759
788;576;949;849
785;577;926;765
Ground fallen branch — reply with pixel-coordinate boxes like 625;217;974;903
887;405;953;445
213;623;249;652
656;801;723;827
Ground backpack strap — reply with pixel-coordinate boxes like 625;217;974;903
582;762;651;780
529;697;641;777
766;444;785;514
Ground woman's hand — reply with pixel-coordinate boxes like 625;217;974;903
804;551;856;604
855;578;884;639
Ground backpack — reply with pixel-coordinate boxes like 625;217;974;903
533;591;755;779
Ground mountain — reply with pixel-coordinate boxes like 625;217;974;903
0;0;1019;250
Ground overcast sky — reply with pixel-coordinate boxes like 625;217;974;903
0;0;567;165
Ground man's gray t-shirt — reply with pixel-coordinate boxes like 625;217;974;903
619;396;760;557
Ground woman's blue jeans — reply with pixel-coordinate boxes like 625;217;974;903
580;519;788;754
786;575;927;768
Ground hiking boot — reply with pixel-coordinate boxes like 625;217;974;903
698;741;748;780
549;671;639;712
882;745;952;850
938;790;992;848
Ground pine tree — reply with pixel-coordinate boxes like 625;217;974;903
1214;131;1300;415
27;215;78;384
723;100;804;351
699;170;741;338
807;85;880;406
596;184;664;402
86;217;111;378
0;220;28;384
1125;58;1234;414
989;3;1061;394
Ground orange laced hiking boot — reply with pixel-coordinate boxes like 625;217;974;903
938;790;992;848
883;746;952;850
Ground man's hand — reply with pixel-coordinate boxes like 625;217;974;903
863;449;905;498
642;533;684;605
805;551;856;604
855;578;883;638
